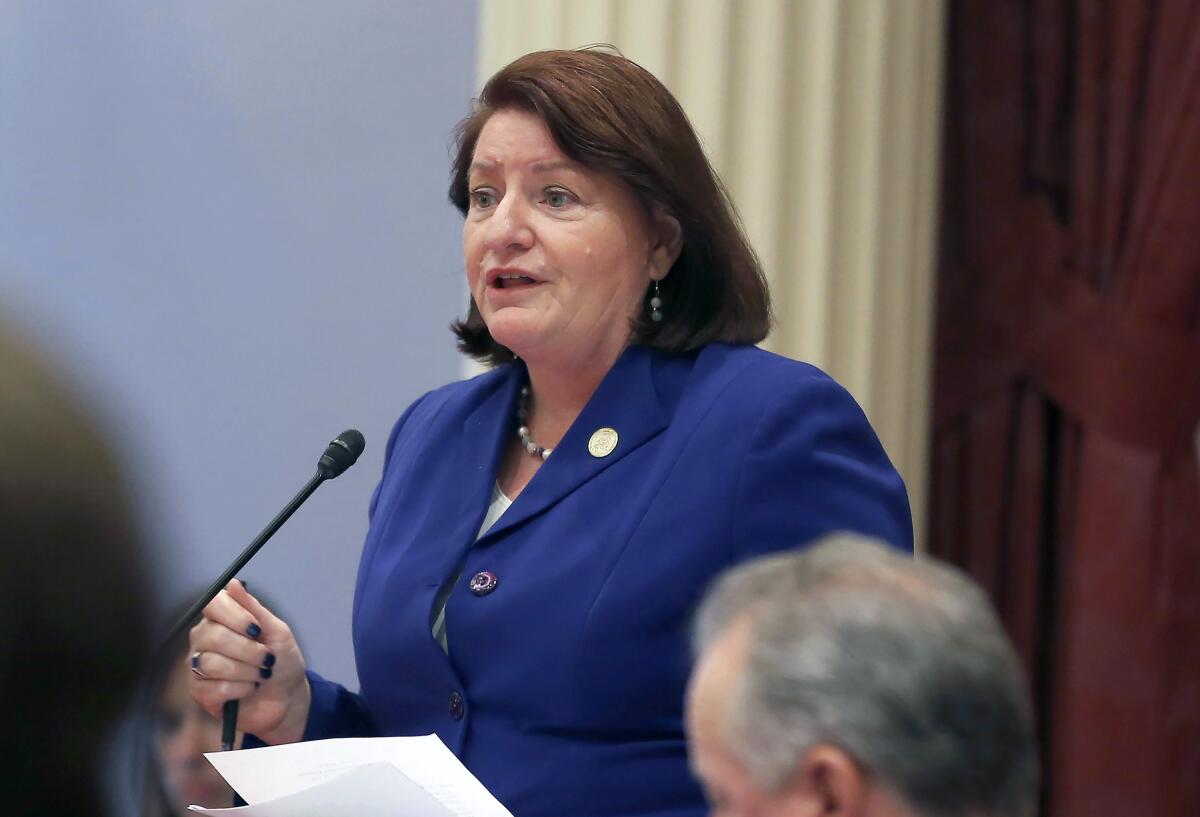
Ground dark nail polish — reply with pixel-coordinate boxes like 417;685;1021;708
263;653;277;668
259;667;273;679
247;623;262;638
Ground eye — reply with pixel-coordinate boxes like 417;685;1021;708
543;187;575;208
470;188;498;210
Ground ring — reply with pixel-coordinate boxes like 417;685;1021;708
190;650;207;679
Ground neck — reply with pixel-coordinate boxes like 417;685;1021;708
521;344;626;448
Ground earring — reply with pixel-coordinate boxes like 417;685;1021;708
649;280;663;322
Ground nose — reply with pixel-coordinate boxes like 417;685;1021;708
483;192;534;254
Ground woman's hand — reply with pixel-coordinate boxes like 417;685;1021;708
187;580;311;745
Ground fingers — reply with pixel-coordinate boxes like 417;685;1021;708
203;580;268;642
190;677;259;717
194;615;271;663
227;580;293;643
190;647;263;684
189;581;277;684
188;579;308;736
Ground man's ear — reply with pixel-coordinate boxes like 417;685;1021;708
648;206;684;280
774;745;870;817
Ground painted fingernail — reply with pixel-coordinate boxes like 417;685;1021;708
246;623;262;638
259;667;273;679
263;653;277;667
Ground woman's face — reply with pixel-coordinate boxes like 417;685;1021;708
463;108;678;370
155;658;234;812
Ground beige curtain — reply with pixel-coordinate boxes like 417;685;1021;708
472;0;944;547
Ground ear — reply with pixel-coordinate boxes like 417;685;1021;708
777;745;870;817
648;206;684;281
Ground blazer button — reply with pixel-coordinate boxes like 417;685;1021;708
449;691;464;720
469;570;498;596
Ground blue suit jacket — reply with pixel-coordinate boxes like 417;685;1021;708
300;343;912;816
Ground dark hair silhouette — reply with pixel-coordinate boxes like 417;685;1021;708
0;324;151;816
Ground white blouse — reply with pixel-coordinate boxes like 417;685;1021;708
430;482;512;653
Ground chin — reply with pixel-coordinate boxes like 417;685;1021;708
483;319;547;360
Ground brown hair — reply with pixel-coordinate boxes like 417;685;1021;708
449;47;772;366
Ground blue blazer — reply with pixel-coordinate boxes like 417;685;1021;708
300;343;912;817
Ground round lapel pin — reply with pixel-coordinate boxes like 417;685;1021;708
588;427;619;458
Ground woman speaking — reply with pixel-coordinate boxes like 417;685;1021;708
188;48;913;816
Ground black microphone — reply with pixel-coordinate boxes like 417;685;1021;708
317;428;366;478
160;429;365;753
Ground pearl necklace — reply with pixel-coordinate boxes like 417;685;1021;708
517;385;552;460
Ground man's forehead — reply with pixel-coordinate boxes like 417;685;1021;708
689;616;754;732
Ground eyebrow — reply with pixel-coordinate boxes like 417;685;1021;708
531;159;578;173
468;159;579;175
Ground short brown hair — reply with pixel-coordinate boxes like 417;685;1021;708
449;47;772;366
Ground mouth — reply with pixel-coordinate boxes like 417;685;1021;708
486;268;542;290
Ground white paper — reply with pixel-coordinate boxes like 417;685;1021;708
188;763;452;817
191;734;513;817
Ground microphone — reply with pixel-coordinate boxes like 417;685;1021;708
317;429;366;478
160;430;366;753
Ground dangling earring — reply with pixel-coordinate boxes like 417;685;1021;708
649;280;663;322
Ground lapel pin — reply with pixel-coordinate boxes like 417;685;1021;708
588;428;619;458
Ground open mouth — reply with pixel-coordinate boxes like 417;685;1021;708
493;274;539;289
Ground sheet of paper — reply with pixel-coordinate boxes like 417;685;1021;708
188;762;453;817
200;734;513;817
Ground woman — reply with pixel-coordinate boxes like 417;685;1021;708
188;49;913;816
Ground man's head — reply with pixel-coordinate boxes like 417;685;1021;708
686;535;1038;817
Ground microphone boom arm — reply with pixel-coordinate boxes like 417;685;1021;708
162;471;326;649
150;428;364;764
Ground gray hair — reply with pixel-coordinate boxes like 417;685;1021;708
694;534;1039;817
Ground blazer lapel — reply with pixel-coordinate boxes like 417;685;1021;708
480;345;668;542
424;365;523;583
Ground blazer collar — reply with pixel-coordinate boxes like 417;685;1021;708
466;345;668;543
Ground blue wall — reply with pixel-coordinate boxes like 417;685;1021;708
0;0;479;690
